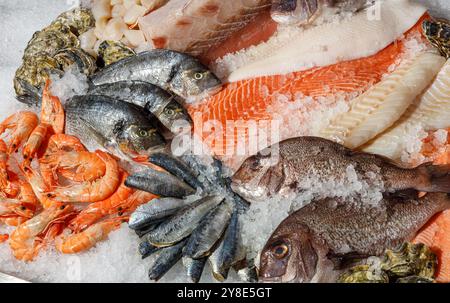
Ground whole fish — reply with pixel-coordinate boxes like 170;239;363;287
231;137;450;203
129;197;188;230
125;169;195;198
259;192;450;283
208;211;243;281
90;49;222;101
87;81;192;131
270;0;371;25
65;95;166;159
144;195;224;247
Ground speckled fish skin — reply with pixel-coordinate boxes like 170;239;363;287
139;241;160;259
183;201;233;259
145;195;224;247
231;137;450;203
148;239;187;281
65;95;166;158
182;256;207;283
87;81;192;131
148;153;204;190
129;197;188;230
125;169;195;198
208;211;242;281
259;193;450;283
90;49;222;100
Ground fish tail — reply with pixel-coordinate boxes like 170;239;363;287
15;79;42;106
417;163;450;193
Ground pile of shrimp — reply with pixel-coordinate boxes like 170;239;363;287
0;80;156;262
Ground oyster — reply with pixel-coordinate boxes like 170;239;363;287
54;48;97;75
23;28;80;59
381;242;437;279
423;19;450;59
337;265;389;283
396;276;435;283
98;40;136;67
52;8;95;36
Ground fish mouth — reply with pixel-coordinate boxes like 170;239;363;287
230;181;265;203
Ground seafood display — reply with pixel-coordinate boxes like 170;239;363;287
0;0;450;285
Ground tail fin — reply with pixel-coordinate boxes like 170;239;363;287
418;163;450;192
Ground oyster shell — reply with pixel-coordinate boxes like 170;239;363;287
337;265;389;283
98;40;136;67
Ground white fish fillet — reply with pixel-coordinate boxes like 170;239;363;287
225;0;426;82
138;0;271;56
362;59;450;159
320;52;446;149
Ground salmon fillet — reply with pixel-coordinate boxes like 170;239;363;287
187;18;428;160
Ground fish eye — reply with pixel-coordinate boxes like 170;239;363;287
165;108;175;116
272;243;289;259
138;129;149;137
194;72;204;80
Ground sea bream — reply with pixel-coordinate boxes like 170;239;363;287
65;95;166;160
138;0;272;56
259;192;450;282
90;49;222;101
231;137;450;203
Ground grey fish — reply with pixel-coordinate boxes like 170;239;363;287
208;211;241;282
231;137;450;203
183;201;233;259
125;169;195;198
259;192;450;283
88;81;192;131
182;256;207;284
90;49;222;100
145;195;224;247
148;153;204;190
65;95;166;159
139;241;160;259
135;224;159;238
129;197;188;230
148;239;187;281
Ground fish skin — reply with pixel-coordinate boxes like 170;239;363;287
135;224;159;238
259;192;450;283
87;80;192;131
208;211;241;282
148;153;204;190
125;169;196;198
145;195;224;247
182;256;207;283
148;239;187;281
183;201;233;259
65;95;166;159
231;137;450;203
139;241;160;259
138;0;272;56
129;197;188;230
90;49;222;100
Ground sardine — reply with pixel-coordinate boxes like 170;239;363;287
135;224;159;238
125;169;195;198
87;81;192;131
208;211;241;282
139;241;160;259
259;192;450;283
148;153;204;190
65;95;166;159
90;49;222;101
182;256;207;284
183;201;233;259
129;198;188;230
148;239;187;281
145;195;224;247
231;137;450;203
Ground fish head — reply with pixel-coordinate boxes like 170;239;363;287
231;153;284;203
116;124;166;157
170;66;222;100
159;100;193;132
259;222;319;283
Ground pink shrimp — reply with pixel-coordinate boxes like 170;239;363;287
0;139;19;197
22;123;49;166
47;151;120;203
40;80;65;135
0;111;38;154
0;200;35;226
9;203;76;261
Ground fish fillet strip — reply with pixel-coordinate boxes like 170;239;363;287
320;52;446;149
363;60;450;159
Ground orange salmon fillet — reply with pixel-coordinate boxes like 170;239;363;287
187;17;428;158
